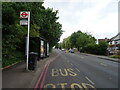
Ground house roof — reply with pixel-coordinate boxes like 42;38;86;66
109;32;120;42
98;39;110;43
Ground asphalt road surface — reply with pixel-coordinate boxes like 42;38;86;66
34;49;119;89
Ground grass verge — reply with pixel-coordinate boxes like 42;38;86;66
110;55;120;59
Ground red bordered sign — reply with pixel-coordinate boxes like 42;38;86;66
20;11;29;18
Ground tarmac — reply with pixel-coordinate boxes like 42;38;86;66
2;51;119;89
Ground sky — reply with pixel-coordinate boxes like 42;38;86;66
43;0;119;42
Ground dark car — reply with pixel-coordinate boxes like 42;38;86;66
69;49;74;53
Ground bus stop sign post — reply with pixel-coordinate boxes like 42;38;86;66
20;11;30;71
26;12;30;71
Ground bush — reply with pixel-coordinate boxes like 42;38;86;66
2;51;24;67
82;43;99;54
98;41;108;55
82;41;108;55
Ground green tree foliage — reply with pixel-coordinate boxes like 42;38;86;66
98;41;108;55
2;2;63;67
70;30;96;51
62;36;71;49
70;31;82;49
82;43;100;54
82;41;108;55
61;30;108;55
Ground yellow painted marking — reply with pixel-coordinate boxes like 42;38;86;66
51;68;77;77
44;83;56;88
52;69;59;76
57;83;67;90
76;68;80;72
44;83;96;89
82;83;96;90
59;69;68;76
71;83;83;90
67;68;77;76
85;77;95;85
100;63;107;66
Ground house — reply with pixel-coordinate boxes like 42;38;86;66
108;32;120;55
98;38;110;44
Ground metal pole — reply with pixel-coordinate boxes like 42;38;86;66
26;12;30;70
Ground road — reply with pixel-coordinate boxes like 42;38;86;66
34;49;119;89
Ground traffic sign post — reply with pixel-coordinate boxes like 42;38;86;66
20;11;29;18
20;19;28;25
20;11;30;71
26;12;30;71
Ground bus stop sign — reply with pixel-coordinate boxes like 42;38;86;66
20;11;28;18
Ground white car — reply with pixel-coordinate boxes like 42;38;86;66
61;49;65;51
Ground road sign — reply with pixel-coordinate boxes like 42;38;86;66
20;19;28;25
20;11;29;18
20;11;30;71
26;12;30;71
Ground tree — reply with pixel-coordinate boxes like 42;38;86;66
62;36;71;49
77;32;96;50
70;30;96;51
2;2;63;67
70;30;82;50
98;41;108;55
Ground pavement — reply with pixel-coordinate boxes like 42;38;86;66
2;52;58;88
78;52;119;63
2;49;119;89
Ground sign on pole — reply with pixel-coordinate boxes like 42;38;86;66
20;19;28;25
26;11;30;71
20;11;29;18
20;11;30;71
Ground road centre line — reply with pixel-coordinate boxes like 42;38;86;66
85;77;95;85
75;68;80;72
71;63;73;66
81;57;84;59
100;63;107;66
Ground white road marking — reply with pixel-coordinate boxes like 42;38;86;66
85;77;95;85
71;63;73;66
81;57;84;59
100;63;107;66
76;68;80;72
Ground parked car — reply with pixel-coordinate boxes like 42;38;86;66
61;48;65;51
69;49;74;53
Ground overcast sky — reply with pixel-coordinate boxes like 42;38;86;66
43;0;119;42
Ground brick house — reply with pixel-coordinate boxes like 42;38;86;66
98;38;110;44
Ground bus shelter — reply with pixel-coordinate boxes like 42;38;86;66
25;37;49;60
